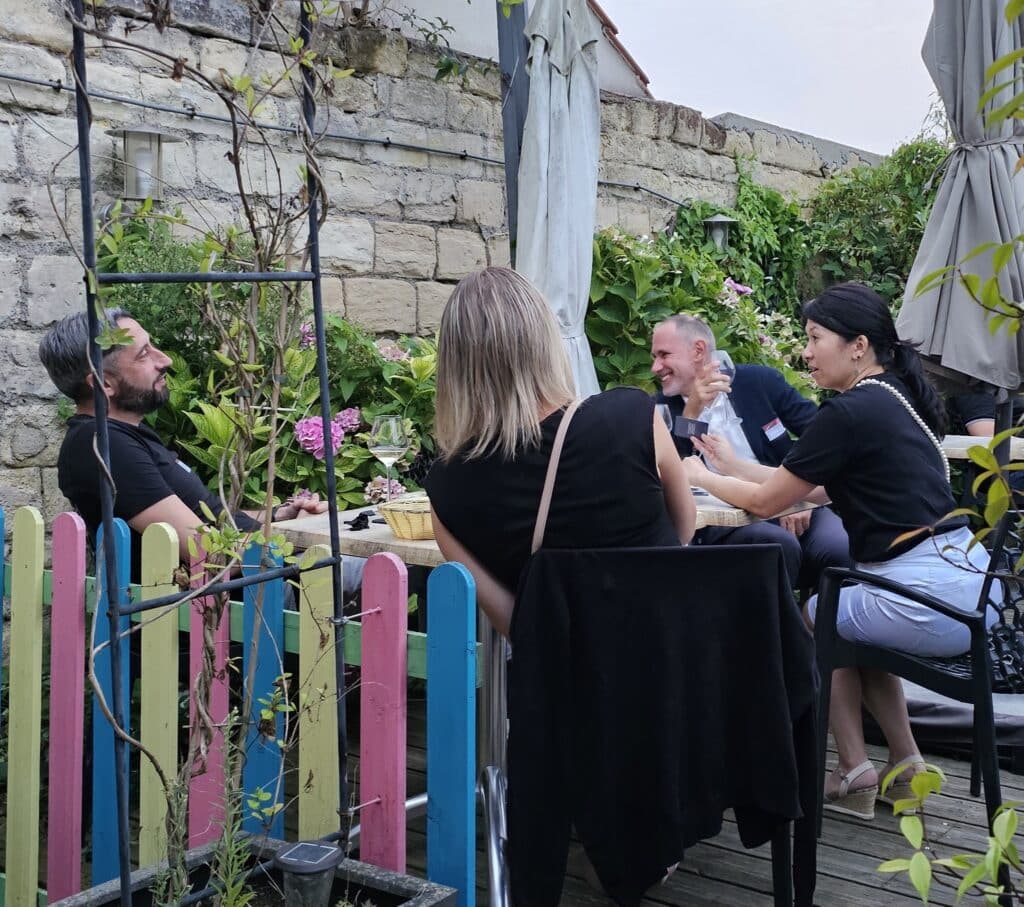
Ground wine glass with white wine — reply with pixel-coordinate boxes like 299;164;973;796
368;415;409;505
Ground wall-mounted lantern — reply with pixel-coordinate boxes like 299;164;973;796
106;127;183;201
702;213;738;252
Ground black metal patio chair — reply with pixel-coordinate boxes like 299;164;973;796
813;510;1019;832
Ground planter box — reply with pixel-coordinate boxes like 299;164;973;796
50;839;458;907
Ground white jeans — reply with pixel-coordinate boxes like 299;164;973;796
808;527;999;657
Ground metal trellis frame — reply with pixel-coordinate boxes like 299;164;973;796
65;3;348;904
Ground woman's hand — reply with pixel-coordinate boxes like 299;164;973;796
682;454;710;486
693;433;738;475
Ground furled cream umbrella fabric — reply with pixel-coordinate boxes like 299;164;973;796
515;0;602;397
897;0;1024;390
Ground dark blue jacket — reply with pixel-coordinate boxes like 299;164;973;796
657;364;818;466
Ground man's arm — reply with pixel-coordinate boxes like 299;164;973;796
250;492;329;523
760;366;818;436
950;394;996;437
965;419;995;437
135;494;327;563
128;495;205;560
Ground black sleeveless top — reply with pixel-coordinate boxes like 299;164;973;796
424;387;680;591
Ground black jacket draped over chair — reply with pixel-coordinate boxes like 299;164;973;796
507;545;819;907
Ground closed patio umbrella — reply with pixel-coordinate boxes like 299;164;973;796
515;0;601;397
897;0;1024;392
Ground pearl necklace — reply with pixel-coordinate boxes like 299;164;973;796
858;378;950;483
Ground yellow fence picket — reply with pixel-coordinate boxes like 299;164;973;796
139;523;181;866
5;507;44;907
298;545;340;839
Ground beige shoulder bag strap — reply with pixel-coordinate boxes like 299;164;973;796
531;399;583;555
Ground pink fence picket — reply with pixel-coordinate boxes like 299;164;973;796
359;552;408;873
47;512;88;902
188;551;228;846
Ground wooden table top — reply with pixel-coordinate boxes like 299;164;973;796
272;498;819;564
941;434;1024;460
273;508;446;567
691;494;817;530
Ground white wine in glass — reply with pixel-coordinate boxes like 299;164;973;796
368;415;409;504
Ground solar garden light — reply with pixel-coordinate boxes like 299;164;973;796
702;213;737;252
106;126;183;202
272;841;346;907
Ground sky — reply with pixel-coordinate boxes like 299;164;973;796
596;0;938;156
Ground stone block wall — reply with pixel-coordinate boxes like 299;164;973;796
0;0;876;520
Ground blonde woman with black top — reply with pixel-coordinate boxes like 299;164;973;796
424;267;696;638
685;282;997;820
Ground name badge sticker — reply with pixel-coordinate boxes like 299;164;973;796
762;417;786;442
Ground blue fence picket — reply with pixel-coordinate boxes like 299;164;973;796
91;519;132;885
426;562;476;907
242;542;285;838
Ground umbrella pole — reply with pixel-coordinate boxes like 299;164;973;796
495;1;530;267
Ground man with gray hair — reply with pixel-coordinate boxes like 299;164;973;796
650;313;851;590
39;308;325;580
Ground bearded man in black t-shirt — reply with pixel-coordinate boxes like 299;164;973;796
38;308;326;580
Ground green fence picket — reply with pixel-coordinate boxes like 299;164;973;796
139;523;181;867
5;507;44;907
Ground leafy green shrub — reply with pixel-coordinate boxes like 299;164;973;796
587;230;698;390
325;314;393;407
671;164;812;315
807;138;949;305
166;322;438;507
587;228;814;397
95;211;438;507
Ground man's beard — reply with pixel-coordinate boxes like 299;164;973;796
111;377;170;415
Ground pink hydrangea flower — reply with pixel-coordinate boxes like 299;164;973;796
375;338;409;362
333;407;362;434
364;475;407;504
294;416;344;460
724;277;753;296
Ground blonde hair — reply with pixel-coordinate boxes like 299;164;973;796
435;267;575;460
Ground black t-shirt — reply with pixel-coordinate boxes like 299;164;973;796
949;393;997;431
424;387;680;592
782;373;964;563
948;393;1024;433
58;415;259;579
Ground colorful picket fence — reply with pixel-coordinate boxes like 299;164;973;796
0;505;478;907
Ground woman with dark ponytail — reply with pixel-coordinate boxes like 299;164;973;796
685;282;996;821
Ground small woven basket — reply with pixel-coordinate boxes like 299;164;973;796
378;494;434;540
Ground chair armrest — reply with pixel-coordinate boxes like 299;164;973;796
816;566;987;629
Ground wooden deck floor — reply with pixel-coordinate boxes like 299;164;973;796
374;698;1022;906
